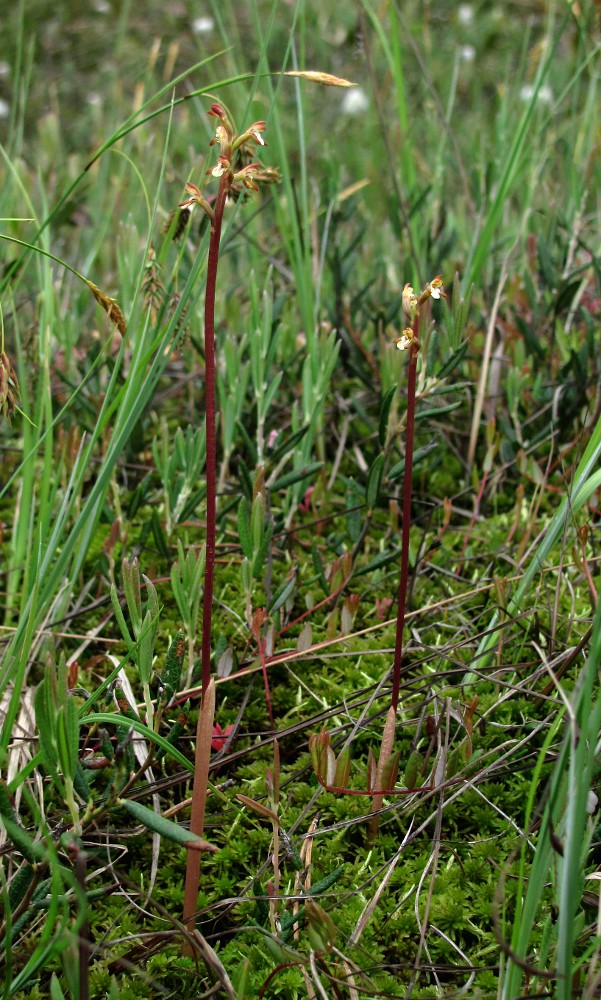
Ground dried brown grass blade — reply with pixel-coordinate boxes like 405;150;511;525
183;678;215;940
367;705;397;843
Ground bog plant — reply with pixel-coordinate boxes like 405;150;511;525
1;5;600;996
309;275;451;839
173;101;280;934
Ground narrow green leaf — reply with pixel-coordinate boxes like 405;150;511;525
267;573;296;614
345;479;362;544
436;341;468;379
414;400;462;422
334;746;351;787
353;547;401;578
404;751;422;790
366;454;385;511
122;557;142;632
0;812;46;864
425;329;439;378
73;761;91;802
308;864;345;897
118;798;218;851
271;462;322;492
251;493;265;556
240;557;253;598
381;750;401;792
378;385;397;446
388;441;438;481
270;424;309;463
34;681;59;774
110;583;135;652
311;540;329;596
50;975;67;1000
260;371;283;420
151;510;170;560
237;496;253;560
56;697;79;782
8;862;35;912
161;631;186;702
238;459;254;501
252;521;274;579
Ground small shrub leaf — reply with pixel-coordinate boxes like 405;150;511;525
119;799;218;851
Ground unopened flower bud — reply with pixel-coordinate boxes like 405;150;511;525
178;182;214;220
402;282;418;322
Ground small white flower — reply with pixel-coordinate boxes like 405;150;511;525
211;156;229;178
192;17;215;35
0;98;9;119
458;4;474;25
587;790;598;815
428;276;445;301
249;126;266;145
93;0;110;11
458;44;476;63
0;62;10;78
519;83;553;105
340;87;369;116
395;329;414;351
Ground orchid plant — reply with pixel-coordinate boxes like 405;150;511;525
180;103;277;936
309;275;448;842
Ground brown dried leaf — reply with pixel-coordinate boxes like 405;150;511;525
236;793;280;827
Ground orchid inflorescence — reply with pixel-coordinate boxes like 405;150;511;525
395;275;446;351
178;103;278;223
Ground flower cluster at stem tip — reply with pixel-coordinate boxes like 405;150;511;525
179;103;277;218
395;275;445;351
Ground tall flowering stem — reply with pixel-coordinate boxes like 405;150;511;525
365;277;444;843
179;104;273;938
391;321;419;714
200;173;228;699
390;277;444;715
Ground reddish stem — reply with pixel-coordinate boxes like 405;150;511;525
200;175;228;697
259;636;274;732
182;175;228;947
391;315;420;714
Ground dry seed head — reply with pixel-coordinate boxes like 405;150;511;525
86;280;127;336
178;182;214;220
0;351;19;422
165;205;191;241
284;70;356;88
142;242;164;318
